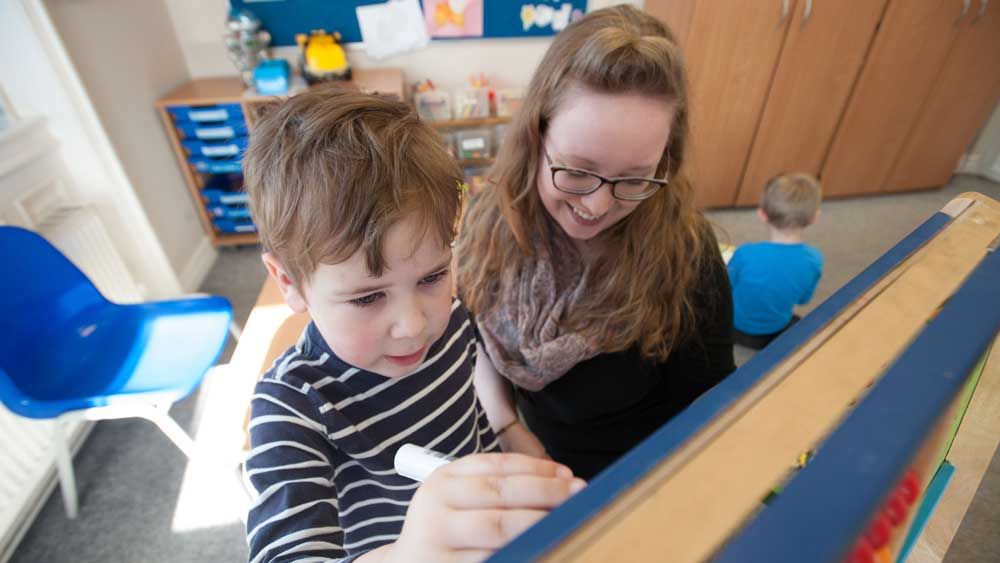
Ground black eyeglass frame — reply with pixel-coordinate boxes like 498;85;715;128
543;149;670;201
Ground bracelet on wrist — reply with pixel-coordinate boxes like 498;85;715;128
496;419;519;436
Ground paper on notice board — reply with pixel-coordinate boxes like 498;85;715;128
357;0;429;60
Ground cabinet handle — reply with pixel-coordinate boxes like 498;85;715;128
974;0;988;22
802;0;814;25
780;0;789;22
959;0;971;21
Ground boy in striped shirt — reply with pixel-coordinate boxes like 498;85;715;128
242;85;584;563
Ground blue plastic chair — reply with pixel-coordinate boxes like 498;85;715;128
0;226;233;518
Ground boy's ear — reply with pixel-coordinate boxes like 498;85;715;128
811;208;822;225
757;208;769;223
262;252;308;314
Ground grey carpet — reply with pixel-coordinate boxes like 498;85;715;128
10;175;999;562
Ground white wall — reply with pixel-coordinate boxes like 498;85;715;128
2;0;185;298
165;0;552;91
967;100;1000;182
44;0;216;291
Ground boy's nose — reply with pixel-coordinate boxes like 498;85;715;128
391;301;427;340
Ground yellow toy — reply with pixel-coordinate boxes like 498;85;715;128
295;29;351;84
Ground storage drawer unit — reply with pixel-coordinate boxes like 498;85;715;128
155;72;407;246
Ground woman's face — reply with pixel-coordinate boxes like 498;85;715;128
538;87;675;242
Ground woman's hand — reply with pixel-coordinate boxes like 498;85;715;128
386;453;585;563
497;420;550;459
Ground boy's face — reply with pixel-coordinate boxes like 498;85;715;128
264;216;455;379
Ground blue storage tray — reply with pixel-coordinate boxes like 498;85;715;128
213;217;257;234
207;204;252;219
168;103;244;123
182;137;248;159
176;121;247;141
202;190;249;205
190;157;242;174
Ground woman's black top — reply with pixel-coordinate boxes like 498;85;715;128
515;240;736;480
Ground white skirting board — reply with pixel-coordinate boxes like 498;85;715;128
0;411;92;563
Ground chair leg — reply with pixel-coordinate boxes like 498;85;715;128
228;320;242;342
143;406;200;461
82;403;250;520
51;420;78;519
146;406;252;520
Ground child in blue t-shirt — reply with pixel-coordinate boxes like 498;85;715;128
728;173;823;349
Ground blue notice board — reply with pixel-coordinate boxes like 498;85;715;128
230;1;588;46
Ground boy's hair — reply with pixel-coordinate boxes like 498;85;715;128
245;84;463;287
760;173;822;229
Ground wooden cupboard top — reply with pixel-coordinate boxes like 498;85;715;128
156;68;406;107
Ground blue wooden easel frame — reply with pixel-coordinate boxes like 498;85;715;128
489;209;1000;562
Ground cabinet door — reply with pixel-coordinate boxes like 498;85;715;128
644;0;697;47
675;0;797;208
734;0;889;206
821;0;963;197
885;1;1000;192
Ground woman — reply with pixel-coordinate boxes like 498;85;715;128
459;5;735;480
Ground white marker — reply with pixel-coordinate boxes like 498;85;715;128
394;444;455;482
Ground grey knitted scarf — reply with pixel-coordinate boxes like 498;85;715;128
476;232;601;391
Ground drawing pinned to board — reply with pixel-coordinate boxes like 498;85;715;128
520;3;581;32
424;0;484;38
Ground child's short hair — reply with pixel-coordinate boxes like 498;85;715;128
760;173;822;229
245;84;463;287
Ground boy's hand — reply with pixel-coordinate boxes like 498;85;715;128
389;453;585;563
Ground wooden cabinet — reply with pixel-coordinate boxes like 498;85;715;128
647;0;1000;208
679;1;796;208
885;1;1000;193
820;0;963;197
734;0;888;205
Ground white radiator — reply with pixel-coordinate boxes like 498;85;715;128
0;205;143;561
36;206;143;303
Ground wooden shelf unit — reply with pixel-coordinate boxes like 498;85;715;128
430;116;512;130
431;115;511;190
156;69;405;247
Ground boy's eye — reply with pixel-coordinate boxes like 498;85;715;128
350;292;384;307
420;270;448;285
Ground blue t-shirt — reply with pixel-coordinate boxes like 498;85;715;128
727;241;823;335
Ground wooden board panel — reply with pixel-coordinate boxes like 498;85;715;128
544;195;1000;563
820;0;961;197
909;335;1000;562
734;0;888;206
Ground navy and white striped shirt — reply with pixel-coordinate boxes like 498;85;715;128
245;300;499;563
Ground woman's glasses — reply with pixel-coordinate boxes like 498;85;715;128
544;149;669;201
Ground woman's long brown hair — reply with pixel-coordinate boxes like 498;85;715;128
457;5;712;361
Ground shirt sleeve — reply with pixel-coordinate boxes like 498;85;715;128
797;249;824;305
245;375;359;563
